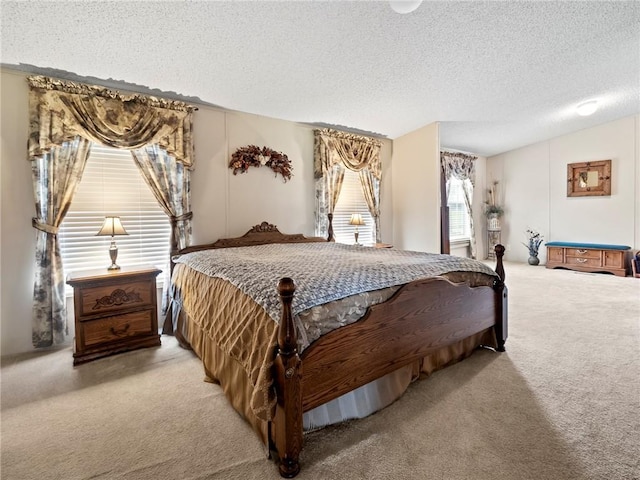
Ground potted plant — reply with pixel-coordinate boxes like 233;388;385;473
485;204;505;218
523;229;544;265
484;181;504;230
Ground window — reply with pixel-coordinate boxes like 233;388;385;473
332;169;374;245
448;177;470;242
59;144;171;280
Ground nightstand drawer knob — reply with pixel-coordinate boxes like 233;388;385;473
110;323;131;336
577;249;588;254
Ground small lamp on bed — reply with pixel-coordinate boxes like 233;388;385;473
349;213;365;245
96;216;128;270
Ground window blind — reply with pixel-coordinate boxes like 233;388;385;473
59;144;171;277
448;177;470;241
332;169;374;246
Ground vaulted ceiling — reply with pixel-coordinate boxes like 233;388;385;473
2;1;639;156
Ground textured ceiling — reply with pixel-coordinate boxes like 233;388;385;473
1;1;639;157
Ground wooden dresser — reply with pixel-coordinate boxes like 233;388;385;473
545;242;631;277
67;266;162;365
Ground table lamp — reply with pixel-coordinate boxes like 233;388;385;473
96;216;128;270
349;213;365;245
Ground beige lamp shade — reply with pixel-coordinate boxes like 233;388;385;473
349;213;365;245
349;213;365;226
96;216;128;237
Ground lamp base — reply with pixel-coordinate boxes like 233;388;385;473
107;240;120;271
353;231;360;246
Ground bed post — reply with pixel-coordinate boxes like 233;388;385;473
493;244;508;352
274;278;303;478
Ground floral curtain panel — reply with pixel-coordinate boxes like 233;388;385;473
28;75;196;347
359;169;381;241
131;145;193;332
440;151;477;259
314;128;383;242
314;161;346;240
131;145;193;253
31;136;92;347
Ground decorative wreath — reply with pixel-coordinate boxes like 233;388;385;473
229;145;292;182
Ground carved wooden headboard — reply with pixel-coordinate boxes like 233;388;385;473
176;221;328;256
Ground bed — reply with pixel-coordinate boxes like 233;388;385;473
169;222;507;477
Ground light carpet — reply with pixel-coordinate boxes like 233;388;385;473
1;262;639;479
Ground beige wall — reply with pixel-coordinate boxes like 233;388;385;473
0;68;394;355
488;115;639;264
472;155;488;259
487;142;550;263
1;70;34;356
391;122;440;252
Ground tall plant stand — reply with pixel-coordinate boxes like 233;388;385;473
487;215;501;260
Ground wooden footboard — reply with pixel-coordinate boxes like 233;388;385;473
272;246;507;478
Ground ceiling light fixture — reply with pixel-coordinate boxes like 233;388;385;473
576;100;599;116
389;1;423;14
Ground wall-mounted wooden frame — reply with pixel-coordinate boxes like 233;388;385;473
567;159;611;197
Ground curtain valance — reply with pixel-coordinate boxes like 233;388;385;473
28;76;196;168
314;128;383;180
441;151;477;184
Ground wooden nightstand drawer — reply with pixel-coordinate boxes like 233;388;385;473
82;310;154;347
79;280;155;317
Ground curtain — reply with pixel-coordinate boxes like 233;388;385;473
315;162;346;240
314;129;383;242
358;169;381;242
28;75;196;346
131;144;192;253
131;145;193;331
31;136;92;347
441;151;477;259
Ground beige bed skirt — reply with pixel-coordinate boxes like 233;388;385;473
175;304;496;446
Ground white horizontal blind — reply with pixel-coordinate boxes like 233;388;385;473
333;169;374;246
448;177;470;241
59;144;171;276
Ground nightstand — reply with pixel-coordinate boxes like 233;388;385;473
67;266;162;365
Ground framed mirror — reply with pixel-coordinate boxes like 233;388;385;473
567;159;611;197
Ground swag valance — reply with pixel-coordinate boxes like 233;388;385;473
314;128;383;180
27;76;196;168
441;151;477;184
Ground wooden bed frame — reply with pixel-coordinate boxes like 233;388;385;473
173;222;507;478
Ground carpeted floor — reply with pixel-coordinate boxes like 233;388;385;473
1;262;639;479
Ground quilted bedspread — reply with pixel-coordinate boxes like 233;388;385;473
174;242;498;323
